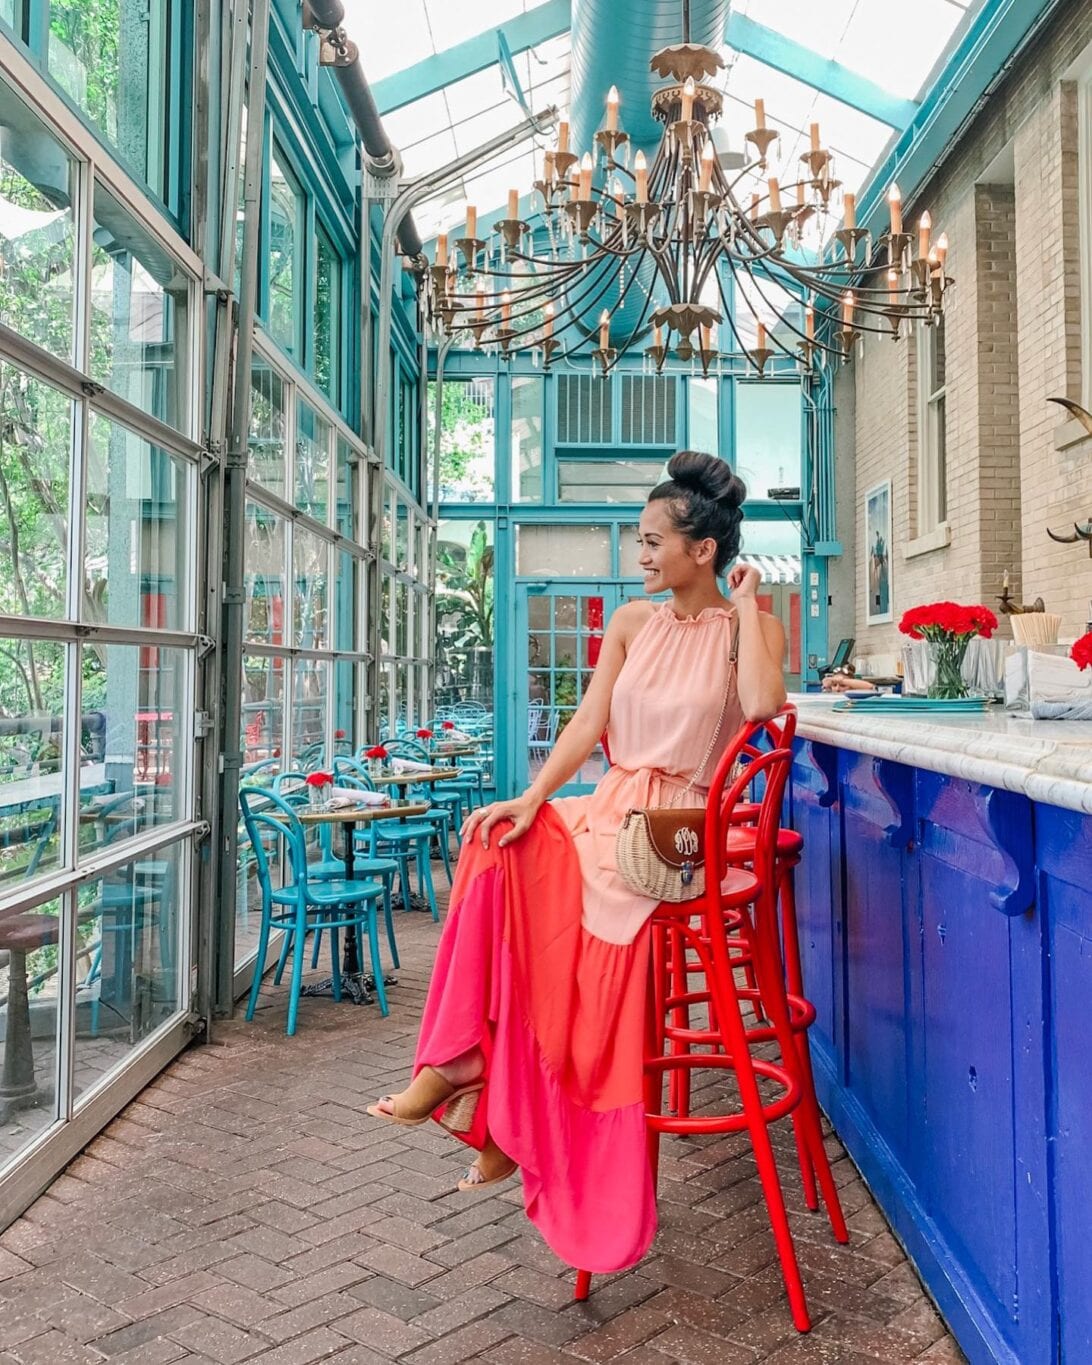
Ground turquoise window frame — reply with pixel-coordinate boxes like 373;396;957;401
16;0;190;227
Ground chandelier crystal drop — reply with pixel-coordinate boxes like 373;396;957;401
423;41;952;379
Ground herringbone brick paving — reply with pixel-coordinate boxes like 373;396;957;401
0;878;965;1364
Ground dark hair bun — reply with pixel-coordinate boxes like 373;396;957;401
666;451;746;510
648;451;747;576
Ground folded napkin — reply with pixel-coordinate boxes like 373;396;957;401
390;758;432;774
326;787;389;807
1027;651;1092;720
442;729;473;742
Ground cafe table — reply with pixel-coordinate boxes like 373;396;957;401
294;799;429;1005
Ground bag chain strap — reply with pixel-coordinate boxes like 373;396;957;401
676;616;739;802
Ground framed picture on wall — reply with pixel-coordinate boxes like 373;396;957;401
864;481;892;625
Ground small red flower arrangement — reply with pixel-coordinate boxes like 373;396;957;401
334;729;346;739
898;601;998;700
364;745;388;761
898;602;999;641
442;721;455;731
304;771;333;788
1070;632;1092;671
416;728;433;740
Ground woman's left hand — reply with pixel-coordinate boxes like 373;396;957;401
727;563;761;601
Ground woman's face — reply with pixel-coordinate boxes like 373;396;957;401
636;499;716;593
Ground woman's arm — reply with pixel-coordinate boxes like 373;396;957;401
463;602;647;847
726;565;788;721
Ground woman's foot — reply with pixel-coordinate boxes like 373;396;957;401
458;1137;518;1191
366;1058;485;1132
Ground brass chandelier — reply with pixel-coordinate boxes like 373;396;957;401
422;40;951;378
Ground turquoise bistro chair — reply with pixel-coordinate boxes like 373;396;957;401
337;757;443;917
239;787;388;1033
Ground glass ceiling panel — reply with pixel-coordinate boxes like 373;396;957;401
351;0;985;243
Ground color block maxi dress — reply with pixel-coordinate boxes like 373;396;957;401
414;604;743;1272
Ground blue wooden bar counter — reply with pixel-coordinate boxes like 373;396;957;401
788;697;1092;1365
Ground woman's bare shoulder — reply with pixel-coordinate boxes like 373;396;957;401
612;599;657;647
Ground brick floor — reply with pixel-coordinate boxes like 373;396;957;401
0;880;965;1363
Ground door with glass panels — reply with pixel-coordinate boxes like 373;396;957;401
514;583;623;796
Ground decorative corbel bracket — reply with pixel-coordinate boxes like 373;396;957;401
870;758;914;849
974;786;1035;917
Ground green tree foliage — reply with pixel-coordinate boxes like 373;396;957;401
428;382;494;500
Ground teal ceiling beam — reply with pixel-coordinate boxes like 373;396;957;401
725;13;918;130
855;0;1064;233
372;0;571;114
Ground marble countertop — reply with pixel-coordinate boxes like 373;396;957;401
790;694;1092;815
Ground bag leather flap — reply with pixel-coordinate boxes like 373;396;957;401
630;808;706;869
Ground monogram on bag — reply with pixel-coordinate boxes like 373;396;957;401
613;614;740;903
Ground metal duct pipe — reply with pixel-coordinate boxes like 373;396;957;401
569;0;731;337
303;0;424;259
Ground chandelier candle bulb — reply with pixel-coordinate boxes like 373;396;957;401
634;149;648;202
937;231;949;267
805;306;815;340
888;182;903;235
544;149;555;181
544;302;554;338
843;192;855;230
507;189;519;220
756;321;767;351
701;323;712;352
599;310;610;349
918;210;931;259
700;142;715;192
887;268;899;298
606;85;619;132
558;119;569;153
653;321;662;349
755;97;766;129
579;152;593;200
842;290;855;327
750;192;760;221
465;205;477;240
681;76;695;122
810;121;821;152
501;290;511;323
768;177;781;213
436;233;447;267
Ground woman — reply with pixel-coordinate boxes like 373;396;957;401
367;451;787;1273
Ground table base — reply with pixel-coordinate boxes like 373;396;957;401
300;971;397;1006
391;893;433;914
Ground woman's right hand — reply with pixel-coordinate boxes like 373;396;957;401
461;793;543;849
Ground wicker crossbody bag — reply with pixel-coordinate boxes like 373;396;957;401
614;616;740;903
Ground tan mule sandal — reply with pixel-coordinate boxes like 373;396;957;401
366;1065;484;1134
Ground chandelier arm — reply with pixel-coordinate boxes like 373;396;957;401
725;259;841;365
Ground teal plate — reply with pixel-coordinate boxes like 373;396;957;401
832;694;993;714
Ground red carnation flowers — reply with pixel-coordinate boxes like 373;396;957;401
364;745;388;761
898;602;998;642
304;771;333;788
416;728;433;739
442;721;455;731
1070;632;1092;671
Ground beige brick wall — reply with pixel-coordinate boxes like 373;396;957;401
842;0;1092;659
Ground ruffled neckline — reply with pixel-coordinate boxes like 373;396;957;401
657;602;734;624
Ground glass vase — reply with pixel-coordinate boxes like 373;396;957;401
368;758;384;780
927;637;970;700
309;785;327;811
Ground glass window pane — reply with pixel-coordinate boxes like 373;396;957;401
242;655;284;770
395;580;408;657
90;183;189;431
395;502;410;573
512;376;544;502
268;148;300;356
336;438;359;540
293;529;329;650
0;363;71;620
73;839;184;1102
689;377;718;453
295;402;330;524
335;551;357;651
734;383;802;497
85;415;190;631
291;658;328;767
436;519;494;711
78;643;185;860
0;639;67;889
379;574;391;656
314;221;340;403
431;378;495;502
334;659;355;748
0;89;77;360
516;524;611;577
381;489;393;562
244;504;286;645
557;459;665;503
48;0;172;199
0;892;63;1159
249;358;286;495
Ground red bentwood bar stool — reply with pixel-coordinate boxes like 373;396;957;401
576;732;828;1331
